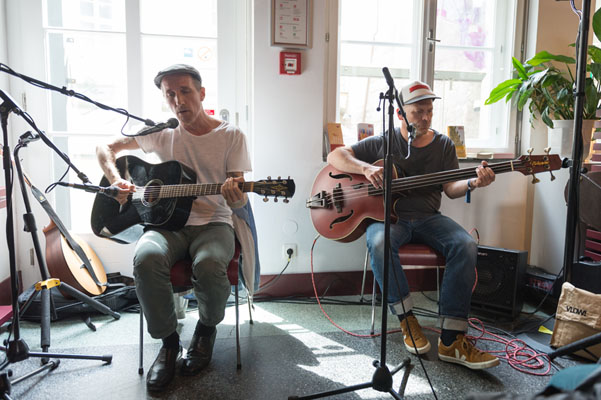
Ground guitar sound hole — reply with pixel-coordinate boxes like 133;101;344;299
142;179;163;207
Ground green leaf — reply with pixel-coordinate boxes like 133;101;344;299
512;57;528;79
541;109;554;128
588;45;601;64
593;7;601;43
528;50;575;66
485;79;521;105
518;88;534;110
590;62;601;82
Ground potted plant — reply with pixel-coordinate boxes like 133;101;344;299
485;8;601;158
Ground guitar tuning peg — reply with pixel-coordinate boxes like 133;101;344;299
549;170;556;181
263;196;269;202
273;197;278;203
544;147;551;155
283;198;289;204
277;176;281;180
267;176;272;180
527;148;534;157
532;174;540;184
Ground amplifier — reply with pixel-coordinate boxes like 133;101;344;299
470;245;528;320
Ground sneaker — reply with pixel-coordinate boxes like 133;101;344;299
400;315;431;355
438;334;500;370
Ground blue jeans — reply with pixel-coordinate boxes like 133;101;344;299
366;213;477;332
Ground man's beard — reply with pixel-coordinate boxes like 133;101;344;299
413;127;429;137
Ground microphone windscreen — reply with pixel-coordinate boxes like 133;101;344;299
167;118;179;128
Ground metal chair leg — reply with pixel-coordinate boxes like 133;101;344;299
360;250;370;302
247;294;254;325
235;284;241;370
436;265;440;302
370;278;377;335
138;306;144;375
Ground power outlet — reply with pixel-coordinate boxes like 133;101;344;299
283;243;297;260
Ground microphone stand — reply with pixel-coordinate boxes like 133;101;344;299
548;0;601;361
0;63;155;127
290;71;412;399
0;91;117;398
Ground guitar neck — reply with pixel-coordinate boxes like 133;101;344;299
158;182;255;198
383;159;526;194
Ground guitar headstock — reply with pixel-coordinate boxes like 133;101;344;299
515;151;563;183
252;177;295;203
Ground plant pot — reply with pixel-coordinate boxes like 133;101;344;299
548;119;595;161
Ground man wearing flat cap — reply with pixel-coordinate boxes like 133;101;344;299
327;80;498;370
97;64;251;391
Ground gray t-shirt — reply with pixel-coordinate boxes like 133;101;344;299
135;121;252;227
351;128;458;220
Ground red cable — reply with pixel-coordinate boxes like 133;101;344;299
310;235;553;375
310;235;401;338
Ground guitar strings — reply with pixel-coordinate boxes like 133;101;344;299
310;159;553;207
319;163;518;205
126;182;269;199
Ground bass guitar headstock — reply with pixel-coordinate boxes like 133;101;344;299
515;148;563;183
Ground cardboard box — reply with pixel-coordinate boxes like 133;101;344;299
551;282;601;360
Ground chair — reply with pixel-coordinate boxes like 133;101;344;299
138;239;251;374
0;305;12;326
360;243;446;335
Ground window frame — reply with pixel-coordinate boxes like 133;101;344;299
5;0;250;233
327;0;528;159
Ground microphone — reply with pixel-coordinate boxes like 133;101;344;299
56;182;121;198
136;118;179;136
382;67;396;89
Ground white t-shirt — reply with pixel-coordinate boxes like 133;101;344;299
135;121;252;227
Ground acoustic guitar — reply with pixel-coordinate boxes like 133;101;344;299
91;155;295;243
43;220;108;297
307;153;563;242
0;147;108;297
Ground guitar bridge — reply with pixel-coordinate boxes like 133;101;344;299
306;191;330;209
332;183;343;213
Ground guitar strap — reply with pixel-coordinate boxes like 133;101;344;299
29;183;107;288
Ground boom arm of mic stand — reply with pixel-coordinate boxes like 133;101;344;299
10;106;92;184
0;63;154;126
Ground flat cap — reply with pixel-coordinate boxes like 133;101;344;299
153;64;202;88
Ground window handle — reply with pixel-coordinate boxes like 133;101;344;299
219;109;230;122
426;29;440;42
427;29;440;52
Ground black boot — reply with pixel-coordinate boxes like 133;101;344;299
146;345;182;392
181;324;216;376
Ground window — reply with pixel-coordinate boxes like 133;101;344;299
16;0;248;232
335;0;524;156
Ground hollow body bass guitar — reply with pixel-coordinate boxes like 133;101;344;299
306;153;563;243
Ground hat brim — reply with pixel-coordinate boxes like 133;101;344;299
404;94;441;105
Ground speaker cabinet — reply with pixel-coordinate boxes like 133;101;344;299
470;245;528;320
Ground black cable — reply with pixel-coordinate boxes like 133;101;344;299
255;257;292;294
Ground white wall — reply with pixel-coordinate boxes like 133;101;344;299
0;0;9;283
1;1;583;288
251;0;532;278
527;0;592;274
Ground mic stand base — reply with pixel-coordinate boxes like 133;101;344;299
288;359;412;400
0;110;114;399
290;74;414;400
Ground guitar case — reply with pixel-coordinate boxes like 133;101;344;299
17;273;138;323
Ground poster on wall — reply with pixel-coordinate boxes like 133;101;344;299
271;0;312;49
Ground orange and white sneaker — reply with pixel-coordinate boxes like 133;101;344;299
438;334;500;370
400;315;431;355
